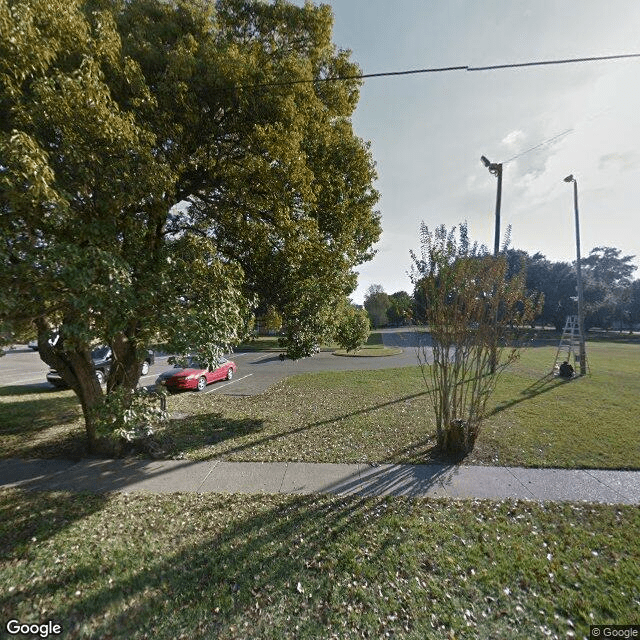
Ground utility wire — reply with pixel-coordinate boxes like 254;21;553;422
501;129;575;165
237;53;640;89
467;53;640;71
500;106;617;165
238;66;468;88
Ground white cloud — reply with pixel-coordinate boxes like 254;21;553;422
598;152;639;172
501;130;526;147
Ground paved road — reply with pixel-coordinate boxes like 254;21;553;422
221;346;423;395
378;327;433;349
0;348;175;392
0;331;430;397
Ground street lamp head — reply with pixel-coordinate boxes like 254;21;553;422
563;174;574;183
481;155;491;168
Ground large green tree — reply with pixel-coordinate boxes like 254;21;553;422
625;279;640;329
387;290;412;325
333;303;369;353
0;0;380;448
522;253;576;331
363;284;390;328
581;247;637;329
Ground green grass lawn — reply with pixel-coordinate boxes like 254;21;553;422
1;342;638;469
157;341;640;469
234;331;384;353
0;386;86;459
475;342;640;469
1;489;637;640
333;344;403;356
234;336;283;351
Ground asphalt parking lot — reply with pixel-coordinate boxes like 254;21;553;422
0;330;432;397
0;347;175;393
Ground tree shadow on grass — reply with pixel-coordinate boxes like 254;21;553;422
0;391;86;459
0;489;109;562
0;383;62;397
388;436;468;466
487;373;567;417
0;493;446;639
155;391;436;465
157;413;267;457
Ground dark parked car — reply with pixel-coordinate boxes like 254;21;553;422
155;357;236;392
28;332;59;351
46;347;155;388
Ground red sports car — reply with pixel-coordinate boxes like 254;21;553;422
155;357;236;392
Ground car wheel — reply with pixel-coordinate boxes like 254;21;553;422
141;360;150;375
95;370;105;385
197;376;207;392
226;368;233;381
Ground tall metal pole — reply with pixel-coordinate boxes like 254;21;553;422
481;156;503;373
570;178;587;375
493;163;502;257
481;156;503;257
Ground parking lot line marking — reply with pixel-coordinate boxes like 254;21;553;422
0;375;52;387
203;373;253;394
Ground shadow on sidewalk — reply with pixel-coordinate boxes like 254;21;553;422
322;462;458;497
0;457;208;493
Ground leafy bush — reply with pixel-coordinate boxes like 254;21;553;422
334;307;370;352
92;387;168;456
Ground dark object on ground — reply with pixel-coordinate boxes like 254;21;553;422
279;353;286;361
559;360;574;378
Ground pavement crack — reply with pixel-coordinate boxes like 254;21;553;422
196;459;220;493
504;466;537;499
583;469;629;503
278;462;289;494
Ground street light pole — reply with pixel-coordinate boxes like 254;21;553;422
563;174;587;376
481;155;503;256
481;155;504;374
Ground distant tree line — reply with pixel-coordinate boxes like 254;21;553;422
503;246;639;331
363;286;413;328
365;245;639;332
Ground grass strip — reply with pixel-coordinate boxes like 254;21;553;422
332;345;403;357
1;489;637;640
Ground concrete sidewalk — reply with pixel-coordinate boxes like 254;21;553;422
0;458;638;504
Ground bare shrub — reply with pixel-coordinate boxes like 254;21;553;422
410;223;542;456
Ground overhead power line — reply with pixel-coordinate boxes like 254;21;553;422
502;129;574;165
238;53;640;89
467;53;640;71
499;106;617;165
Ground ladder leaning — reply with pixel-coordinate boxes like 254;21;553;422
552;315;586;374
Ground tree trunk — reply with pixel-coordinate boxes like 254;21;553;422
107;332;142;395
74;365;104;452
35;320;103;452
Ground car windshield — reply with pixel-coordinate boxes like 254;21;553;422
174;357;227;369
91;346;111;360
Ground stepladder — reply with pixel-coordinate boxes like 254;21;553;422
553;315;585;374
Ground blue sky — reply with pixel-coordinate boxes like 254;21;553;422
293;0;640;303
